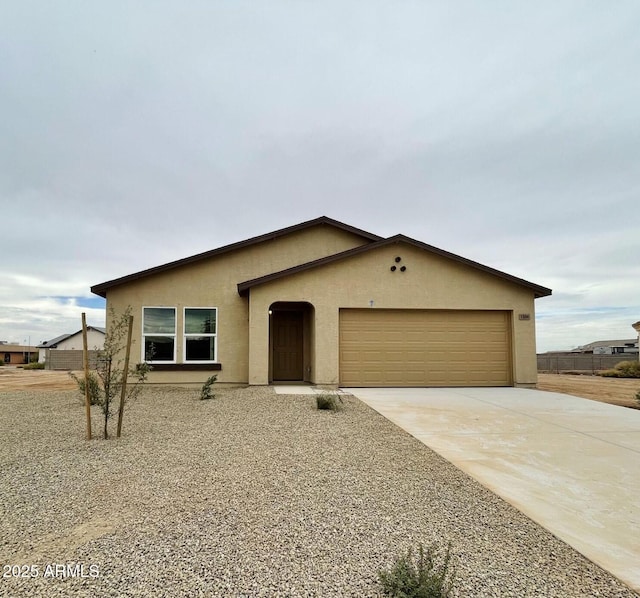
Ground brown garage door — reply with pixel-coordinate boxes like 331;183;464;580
339;309;512;387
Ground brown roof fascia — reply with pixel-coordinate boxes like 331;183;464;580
91;216;382;297
238;234;552;298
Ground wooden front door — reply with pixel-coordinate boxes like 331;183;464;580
272;311;304;381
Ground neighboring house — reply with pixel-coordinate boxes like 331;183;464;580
91;216;552;388
633;322;640;361
538;334;639;373
1;344;38;365
38;327;106;369
571;339;639;355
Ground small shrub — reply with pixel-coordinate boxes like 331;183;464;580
69;371;103;405
0;359;4;366
378;542;455;598
600;360;640;378
22;361;45;370
200;375;218;400
315;393;343;411
635;390;640;407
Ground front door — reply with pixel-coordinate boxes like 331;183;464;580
272;311;304;381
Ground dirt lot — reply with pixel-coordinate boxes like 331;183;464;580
2;367;639;408
537;373;640;409
0;368;77;391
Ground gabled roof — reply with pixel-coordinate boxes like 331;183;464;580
37;327;106;348
238;234;552;298
37;333;71;348
573;338;638;352
91;216;381;297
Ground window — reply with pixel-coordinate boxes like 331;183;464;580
142;307;176;362
184;308;217;362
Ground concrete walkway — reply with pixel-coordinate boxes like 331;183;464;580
345;387;640;592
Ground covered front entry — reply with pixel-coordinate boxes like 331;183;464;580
269;302;314;382
339;308;512;387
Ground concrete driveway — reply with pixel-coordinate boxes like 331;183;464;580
346;386;640;592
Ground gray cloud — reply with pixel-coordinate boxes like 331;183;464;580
1;1;639;351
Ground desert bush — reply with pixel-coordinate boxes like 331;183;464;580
600;360;640;378
200;375;218;400
69;370;102;405
315;393;343;411
22;361;45;370
378;542;455;598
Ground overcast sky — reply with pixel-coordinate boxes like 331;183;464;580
1;2;639;353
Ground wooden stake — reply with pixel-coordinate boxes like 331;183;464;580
116;315;134;438
82;313;92;440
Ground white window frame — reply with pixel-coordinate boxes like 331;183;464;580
142;306;177;363
183;307;218;363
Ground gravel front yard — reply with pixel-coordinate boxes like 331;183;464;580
0;386;637;597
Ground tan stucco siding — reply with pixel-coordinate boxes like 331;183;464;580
103;226;370;384
247;243;539;386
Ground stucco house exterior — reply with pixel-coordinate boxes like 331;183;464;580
37;327;105;370
1;344;38;365
91;217;551;388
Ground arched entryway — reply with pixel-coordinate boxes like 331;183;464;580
269;301;314;383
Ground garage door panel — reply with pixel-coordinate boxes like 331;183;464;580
339;309;512;387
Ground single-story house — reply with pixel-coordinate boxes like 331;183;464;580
91;216;552;388
571;339;639;355
1;344;38;365
633;322;640;361
37;327;106;369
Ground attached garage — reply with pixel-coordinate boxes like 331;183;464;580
339;309;512;387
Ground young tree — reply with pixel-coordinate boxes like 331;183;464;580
71;306;150;439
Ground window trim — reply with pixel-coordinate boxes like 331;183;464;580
142;306;177;364
183;307;218;364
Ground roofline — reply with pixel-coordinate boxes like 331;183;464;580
0;345;39;351
238;234;552;298
37;326;106;348
91;216;382;297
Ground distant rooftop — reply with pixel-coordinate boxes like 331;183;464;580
37;326;106;348
572;339;638;352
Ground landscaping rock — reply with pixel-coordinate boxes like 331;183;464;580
0;387;636;597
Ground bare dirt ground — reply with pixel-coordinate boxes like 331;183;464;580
537;373;640;409
0;367;77;391
2;368;639;408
